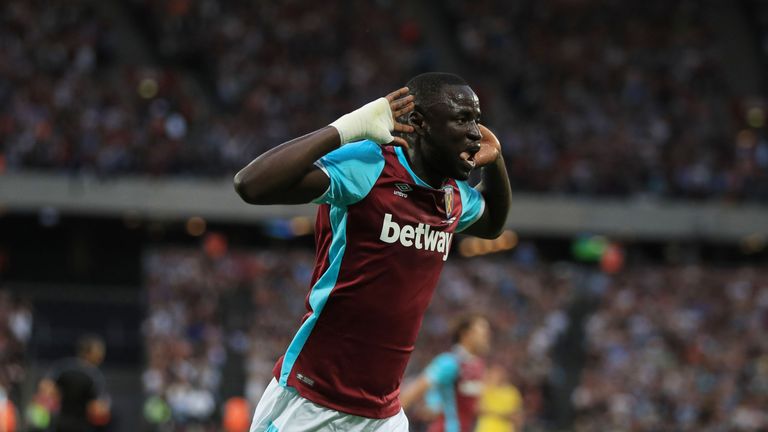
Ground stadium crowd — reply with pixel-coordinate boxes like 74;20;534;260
575;266;768;431
141;243;572;430
0;0;214;177
141;242;768;431
443;0;768;200
2;0;767;201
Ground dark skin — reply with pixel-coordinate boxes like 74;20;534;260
234;86;511;238
405;85;511;238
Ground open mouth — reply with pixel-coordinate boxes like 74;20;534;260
459;150;477;170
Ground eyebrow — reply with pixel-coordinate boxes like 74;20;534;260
456;107;481;116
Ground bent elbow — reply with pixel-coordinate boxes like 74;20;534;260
478;220;507;240
233;172;247;198
233;171;261;204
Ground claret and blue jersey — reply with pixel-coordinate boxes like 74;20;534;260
424;347;486;432
270;140;486;419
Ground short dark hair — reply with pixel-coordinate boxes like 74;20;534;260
406;72;469;110
451;313;486;344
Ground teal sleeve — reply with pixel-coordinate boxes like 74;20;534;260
312;140;385;206
425;353;460;387
455;180;486;232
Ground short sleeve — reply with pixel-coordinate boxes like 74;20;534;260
312;140;385;207
425;353;460;387
455;180;486;232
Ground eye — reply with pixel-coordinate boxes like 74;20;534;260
456;116;470;125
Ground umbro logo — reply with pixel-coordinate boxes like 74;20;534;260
296;373;315;387
394;183;412;198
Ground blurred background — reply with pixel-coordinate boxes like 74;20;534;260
1;0;767;431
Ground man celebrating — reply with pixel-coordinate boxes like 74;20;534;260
235;72;511;431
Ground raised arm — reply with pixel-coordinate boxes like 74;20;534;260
233;126;339;205
462;125;512;239
234;88;415;205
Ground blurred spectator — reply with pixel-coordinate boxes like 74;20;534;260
141;247;313;429
3;0;766;201
574;266;768;431
0;0;212;177
41;335;111;432
476;364;525;432
443;0;768;201
0;290;32;407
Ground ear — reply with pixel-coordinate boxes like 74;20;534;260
409;110;427;136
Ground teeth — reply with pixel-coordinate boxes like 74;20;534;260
460;152;476;168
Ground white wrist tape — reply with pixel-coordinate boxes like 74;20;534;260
330;97;395;145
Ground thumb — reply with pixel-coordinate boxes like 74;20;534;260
369;128;395;145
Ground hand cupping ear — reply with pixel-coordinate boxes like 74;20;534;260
330;98;395;145
330;88;414;147
474;124;501;167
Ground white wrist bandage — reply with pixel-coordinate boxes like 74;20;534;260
330;97;395;145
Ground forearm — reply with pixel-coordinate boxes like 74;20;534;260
234;126;339;204
400;376;431;410
478;155;512;237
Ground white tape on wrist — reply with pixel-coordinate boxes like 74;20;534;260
330;97;394;145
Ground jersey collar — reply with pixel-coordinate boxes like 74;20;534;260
453;344;477;361
394;146;441;189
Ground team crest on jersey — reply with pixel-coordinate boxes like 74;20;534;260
442;185;454;216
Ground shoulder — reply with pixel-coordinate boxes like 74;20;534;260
426;352;460;384
453;179;477;199
317;140;383;167
313;140;386;206
433;351;457;362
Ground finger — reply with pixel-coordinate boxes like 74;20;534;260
390;95;414;111
385;87;410;102
393;122;414;133
387;137;410;149
393;101;415;118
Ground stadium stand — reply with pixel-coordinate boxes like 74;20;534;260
141;245;768;431
2;0;766;200
441;0;767;200
574;266;768;430
1;1;768;431
141;246;574;430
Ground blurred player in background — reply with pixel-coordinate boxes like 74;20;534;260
400;314;491;432
234;72;512;431
38;335;111;432
475;365;524;432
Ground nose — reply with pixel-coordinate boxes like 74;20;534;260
467;122;481;141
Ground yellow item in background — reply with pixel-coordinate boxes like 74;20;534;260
475;384;522;432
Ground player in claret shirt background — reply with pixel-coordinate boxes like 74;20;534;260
400;314;491;432
234;72;511;431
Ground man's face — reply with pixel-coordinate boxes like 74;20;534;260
466;318;491;356
87;343;105;366
419;85;482;180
